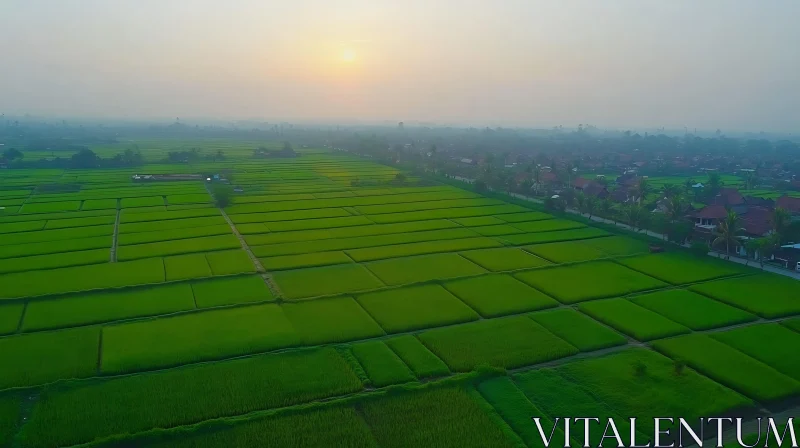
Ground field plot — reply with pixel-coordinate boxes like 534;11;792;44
460;247;551;272
515;261;666;304
385;335;450;378
0;235;110;259
0;248;109;274
581;235;650;256
164;253;212;281
578;298;690;341
617;252;746;284
101;304;300;373
0;327;100;389
689;274;800;318
784;317;800;333
631;289;757;330
510;219;584;233
495;211;554;222
356;284;479;333
443;274;558;317
21;347;363;448
118;224;231;245
205;249;256;275
711;323;800;381
524;240;608;263
0;258;165;299
273;264;384;299
529;308;627;351
418;316;578;371
470;224;525;236
366;253;486;285
477;376;565;448
284;296;385;344
653;334;800;402
346;237;502;262
191;275;273;308
350;340;416;387
358;386;518;448
117;234;240;261
260;251;352;270
0;302;24;335
0;224;113;245
501;227;609;245
23;283;196;331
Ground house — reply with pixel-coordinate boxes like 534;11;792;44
573;178;592;190
744;196;774;208
776;195;800;215
610;188;631;203
693;205;728;228
616;173;639;188
459;158;475;165
712;188;745;207
582;182;609;199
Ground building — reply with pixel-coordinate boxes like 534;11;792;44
776;195;800;216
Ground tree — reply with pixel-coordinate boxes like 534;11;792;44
634;178;650;204
585;196;598;219
212;184;234;208
599;198;615;223
771;207;791;243
394;173;407;184
70;149;100;168
661;184;680;199
712;211;743;260
282;141;293;151
707;172;722;196
2;148;23;161
574;192;587;215
622;203;641;231
744;238;761;266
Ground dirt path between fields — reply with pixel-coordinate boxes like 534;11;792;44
109;204;120;262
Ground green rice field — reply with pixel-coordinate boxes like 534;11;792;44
0;139;797;446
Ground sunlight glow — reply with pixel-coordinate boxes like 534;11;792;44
341;48;356;62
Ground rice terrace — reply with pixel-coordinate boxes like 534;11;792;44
0;140;798;448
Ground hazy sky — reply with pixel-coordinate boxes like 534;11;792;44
2;1;799;131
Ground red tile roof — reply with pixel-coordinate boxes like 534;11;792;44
573;178;591;189
694;205;728;219
777;195;800;213
713;188;744;206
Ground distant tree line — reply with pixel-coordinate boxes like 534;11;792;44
6;148;144;169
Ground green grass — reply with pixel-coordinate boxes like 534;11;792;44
191;275;274;308
0;235;110;259
283;296;385;345
350;340;416;387
0;225;113;245
166;193;211;205
45;215;116;229
653;334;800;402
631;289;757;330
419;316;578;371
252;228;478;257
529;308;627;351
384;335;450;378
101;304;300;374
117;234;240;261
345;237;503;262
356;284;479;333
514;368;641;447
354;198;500;215
515;261;666;304
366;253;486;285
119;216;227;234
711;323;800;381
0;327;100;389
143;406;377;448
494;211;553;223
0;302;24;335
617;252;746;284
229;207;352;224
20;347;363;448
358;386;519;448
582;235;651;256
452;216;507;226
477;376;566;448
121;196;165;208
23;283;196;331
525;239;610;263
501;227;609;245
367;204;527;224
689;274;800;318
118;224;231;246
120;208;220;224
784;317;800;333
0;394;21;447
0;248;109;274
470;224;525;236
164;253;212;281
510;219;585;233
578;298;691;341
260;251;353;270
460;247;551;272
21;201;81;213
0;258;164;298
0;220;46;234
273;264;385;300
205;249;256;275
245;219;458;244
266;215;373;232
443;274;558;317
80;199;119;210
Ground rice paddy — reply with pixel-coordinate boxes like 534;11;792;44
1;141;797;446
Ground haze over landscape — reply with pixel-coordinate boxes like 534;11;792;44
2;0;799;131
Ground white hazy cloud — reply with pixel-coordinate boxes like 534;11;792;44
1;0;799;131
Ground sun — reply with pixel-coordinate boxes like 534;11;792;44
341;48;356;62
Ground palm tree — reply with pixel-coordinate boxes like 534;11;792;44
712;211;743;260
623;203;640;231
661;184;680;199
771;207;791;243
744;238;761;266
634;178;650;204
707;172;722;196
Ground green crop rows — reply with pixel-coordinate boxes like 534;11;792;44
1;146;797;446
